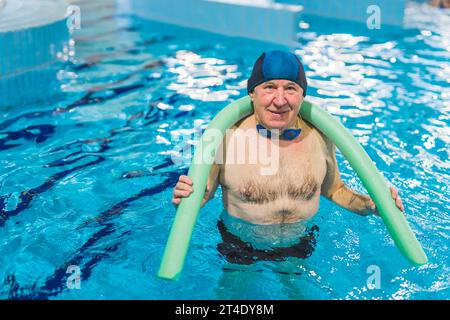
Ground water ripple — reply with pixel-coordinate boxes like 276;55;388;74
0;0;449;299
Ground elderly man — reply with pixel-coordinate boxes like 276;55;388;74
172;50;404;263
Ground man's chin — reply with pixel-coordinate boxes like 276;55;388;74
263;119;288;130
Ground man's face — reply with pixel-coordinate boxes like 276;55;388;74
249;79;304;130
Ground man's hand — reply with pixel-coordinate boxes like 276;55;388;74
172;175;194;207
367;186;405;216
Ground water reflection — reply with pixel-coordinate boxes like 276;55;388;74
0;0;449;300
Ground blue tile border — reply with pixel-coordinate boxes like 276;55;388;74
0;18;69;106
276;0;406;27
130;0;303;45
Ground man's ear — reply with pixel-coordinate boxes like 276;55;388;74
249;91;255;101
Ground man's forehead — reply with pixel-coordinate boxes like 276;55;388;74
261;80;300;86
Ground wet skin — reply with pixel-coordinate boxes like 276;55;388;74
172;80;404;224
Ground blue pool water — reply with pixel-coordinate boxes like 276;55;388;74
0;1;449;299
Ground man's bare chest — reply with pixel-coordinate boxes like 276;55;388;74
220;131;328;203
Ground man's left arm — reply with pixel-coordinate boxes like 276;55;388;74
320;138;404;216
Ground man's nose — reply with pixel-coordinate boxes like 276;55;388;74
273;88;287;107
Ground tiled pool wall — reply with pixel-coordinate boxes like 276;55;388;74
126;0;420;49
129;0;302;45
0;2;69;106
275;0;407;27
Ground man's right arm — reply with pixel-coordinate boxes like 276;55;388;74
172;163;221;208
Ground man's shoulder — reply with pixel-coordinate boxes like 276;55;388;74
302;118;323;141
231;114;254;130
304;119;334;152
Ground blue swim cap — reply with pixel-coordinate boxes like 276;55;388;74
247;50;307;96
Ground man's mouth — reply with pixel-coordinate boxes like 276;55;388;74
268;110;288;119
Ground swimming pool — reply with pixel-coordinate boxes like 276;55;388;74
0;1;448;299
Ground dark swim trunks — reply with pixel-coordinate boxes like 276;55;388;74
217;219;319;265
